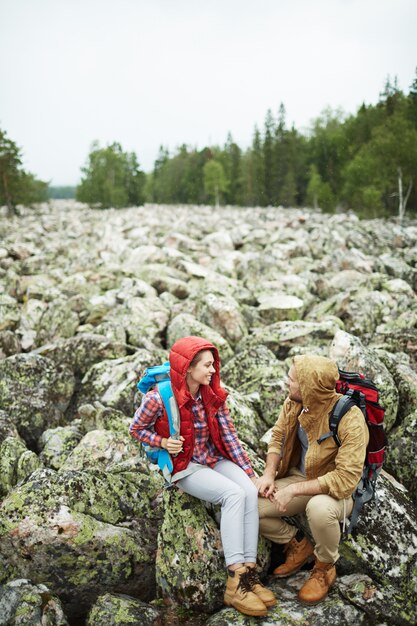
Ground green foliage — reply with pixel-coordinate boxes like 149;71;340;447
0;127;47;214
76;141;146;209
203;159;227;207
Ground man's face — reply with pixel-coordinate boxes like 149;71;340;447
288;365;303;403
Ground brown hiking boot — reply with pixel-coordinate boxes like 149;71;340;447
272;533;314;578
246;565;277;607
298;559;337;605
224;565;268;616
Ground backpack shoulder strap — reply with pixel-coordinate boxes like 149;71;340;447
137;362;180;439
317;394;357;447
156;378;180;439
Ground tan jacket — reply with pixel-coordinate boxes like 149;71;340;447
268;354;369;500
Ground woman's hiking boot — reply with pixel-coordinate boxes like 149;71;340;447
272;530;314;577
297;559;337;605
224;565;268;617
246;565;277;607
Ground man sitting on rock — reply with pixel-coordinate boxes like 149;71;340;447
255;354;368;605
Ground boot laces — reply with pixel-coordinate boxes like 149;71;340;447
246;567;262;589
310;564;331;586
237;570;254;596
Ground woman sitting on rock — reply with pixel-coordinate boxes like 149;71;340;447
129;335;276;617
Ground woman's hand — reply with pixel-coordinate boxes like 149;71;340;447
162;436;185;455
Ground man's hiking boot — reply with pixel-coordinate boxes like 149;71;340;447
272;531;314;578
224;565;268;616
298;559;337;605
246;565;277;607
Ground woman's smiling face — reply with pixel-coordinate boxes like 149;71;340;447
187;350;216;388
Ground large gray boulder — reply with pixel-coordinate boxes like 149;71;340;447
385;410;417;504
0;354;75;449
0;579;69;626
0;466;164;622
222;345;287;428
76;348;167;416
86;592;160;626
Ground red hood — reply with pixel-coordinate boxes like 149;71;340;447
169;336;228;408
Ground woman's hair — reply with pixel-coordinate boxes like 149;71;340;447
189;348;216;369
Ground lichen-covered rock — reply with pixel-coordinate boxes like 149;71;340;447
38;424;83;470
329;329;399;431
0;409;20;440
339;472;417;618
378;355;417;422
257;294;305;323
236;319;342;361
77;402;132;435
77;348;167;416
104;296;170;349
0;354;75;450
195;292;248;347
222;345;287;428
0;294;20;331
35;299;80;345
61;428;139;472
34;333;127;377
0;466;164;621
86;592;161;626
338;573;415;626
156;489;225;612
0;436;42;498
0;329;21;357
0;578;69;626
167;313;234;363
385;410;417;504
223;390;267;455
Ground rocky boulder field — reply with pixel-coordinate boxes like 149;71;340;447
0;200;416;626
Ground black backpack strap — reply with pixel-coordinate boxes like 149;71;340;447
345;470;378;536
317;394;357;447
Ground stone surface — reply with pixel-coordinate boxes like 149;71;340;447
0;202;416;625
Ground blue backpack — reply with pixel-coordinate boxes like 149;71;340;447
137;362;180;482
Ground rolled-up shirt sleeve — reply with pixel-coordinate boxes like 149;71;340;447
217;402;255;477
129;390;164;448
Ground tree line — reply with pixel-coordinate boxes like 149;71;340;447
147;72;417;219
1;70;416;219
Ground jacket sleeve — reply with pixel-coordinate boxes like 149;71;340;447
317;406;369;499
267;398;294;455
129;390;164;448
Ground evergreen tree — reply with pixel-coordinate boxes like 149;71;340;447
221;133;243;205
0;127;47;214
242;126;264;206
76;142;146;209
263;109;275;205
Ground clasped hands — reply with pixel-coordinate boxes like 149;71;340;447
253;474;293;513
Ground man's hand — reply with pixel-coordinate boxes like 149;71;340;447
254;473;276;499
273;486;293;512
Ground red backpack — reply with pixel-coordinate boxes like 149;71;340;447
318;369;387;535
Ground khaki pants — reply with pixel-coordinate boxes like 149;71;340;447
258;468;353;563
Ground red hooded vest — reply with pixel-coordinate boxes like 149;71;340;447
153;336;233;476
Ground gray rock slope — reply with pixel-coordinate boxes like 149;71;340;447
0;201;416;625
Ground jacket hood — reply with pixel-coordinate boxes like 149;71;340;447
293;354;339;409
169;336;228;407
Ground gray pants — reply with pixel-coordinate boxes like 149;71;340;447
177;459;259;567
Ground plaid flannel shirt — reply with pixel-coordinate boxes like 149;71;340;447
129;389;254;477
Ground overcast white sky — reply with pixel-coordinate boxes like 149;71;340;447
1;0;416;185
